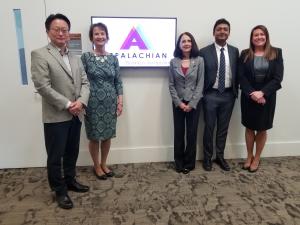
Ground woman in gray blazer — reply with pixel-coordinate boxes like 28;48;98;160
169;32;204;174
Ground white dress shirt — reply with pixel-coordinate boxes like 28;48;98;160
213;43;232;89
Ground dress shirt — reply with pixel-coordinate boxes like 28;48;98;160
213;43;232;89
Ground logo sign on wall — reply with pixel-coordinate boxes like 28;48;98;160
91;17;177;67
68;33;82;55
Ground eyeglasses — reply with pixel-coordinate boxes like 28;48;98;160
50;27;69;34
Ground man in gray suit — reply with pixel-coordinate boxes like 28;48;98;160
31;14;90;209
199;18;239;171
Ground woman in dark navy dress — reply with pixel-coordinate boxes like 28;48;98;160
239;25;283;172
81;23;123;179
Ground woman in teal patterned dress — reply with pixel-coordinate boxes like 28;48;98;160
81;23;123;179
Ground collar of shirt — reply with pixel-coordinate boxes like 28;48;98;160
50;42;72;73
214;42;228;52
50;42;69;55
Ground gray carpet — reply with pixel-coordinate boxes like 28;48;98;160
0;157;300;225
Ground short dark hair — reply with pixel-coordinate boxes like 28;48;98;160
45;13;71;31
213;18;230;33
89;23;109;42
173;32;199;59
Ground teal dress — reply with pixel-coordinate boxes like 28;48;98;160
81;52;123;140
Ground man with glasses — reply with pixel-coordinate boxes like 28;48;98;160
31;13;90;209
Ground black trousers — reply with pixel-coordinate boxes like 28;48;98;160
203;90;235;160
44;116;81;195
172;102;201;170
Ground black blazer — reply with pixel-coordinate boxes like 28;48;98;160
238;48;284;97
199;43;239;97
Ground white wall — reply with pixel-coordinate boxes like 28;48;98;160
0;0;299;168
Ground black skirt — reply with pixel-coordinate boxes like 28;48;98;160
241;92;276;131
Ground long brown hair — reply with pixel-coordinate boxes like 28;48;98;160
244;25;277;62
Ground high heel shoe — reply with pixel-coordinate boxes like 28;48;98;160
104;170;115;177
242;156;254;170
100;165;115;177
93;169;107;180
249;161;260;173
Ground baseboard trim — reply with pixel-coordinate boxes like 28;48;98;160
2;142;299;168
76;141;300;166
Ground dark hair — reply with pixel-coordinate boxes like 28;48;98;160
213;18;230;33
45;13;71;31
89;23;109;42
173;32;199;59
244;25;277;62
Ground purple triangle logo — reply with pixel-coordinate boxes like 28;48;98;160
120;27;148;50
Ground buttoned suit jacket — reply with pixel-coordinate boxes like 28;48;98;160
31;43;90;123
169;56;205;109
199;44;239;97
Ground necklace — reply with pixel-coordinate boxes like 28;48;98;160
93;51;108;62
95;55;107;62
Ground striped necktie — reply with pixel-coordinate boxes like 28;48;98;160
218;47;225;93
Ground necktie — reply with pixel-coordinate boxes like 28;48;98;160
218;47;225;93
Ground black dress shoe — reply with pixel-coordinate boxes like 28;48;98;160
93;169;107;180
175;167;183;173
215;158;230;171
182;168;190;174
56;194;73;209
203;159;212;171
67;180;90;193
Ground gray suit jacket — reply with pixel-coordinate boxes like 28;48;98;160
31;43;90;123
199;44;239;97
169;56;204;109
